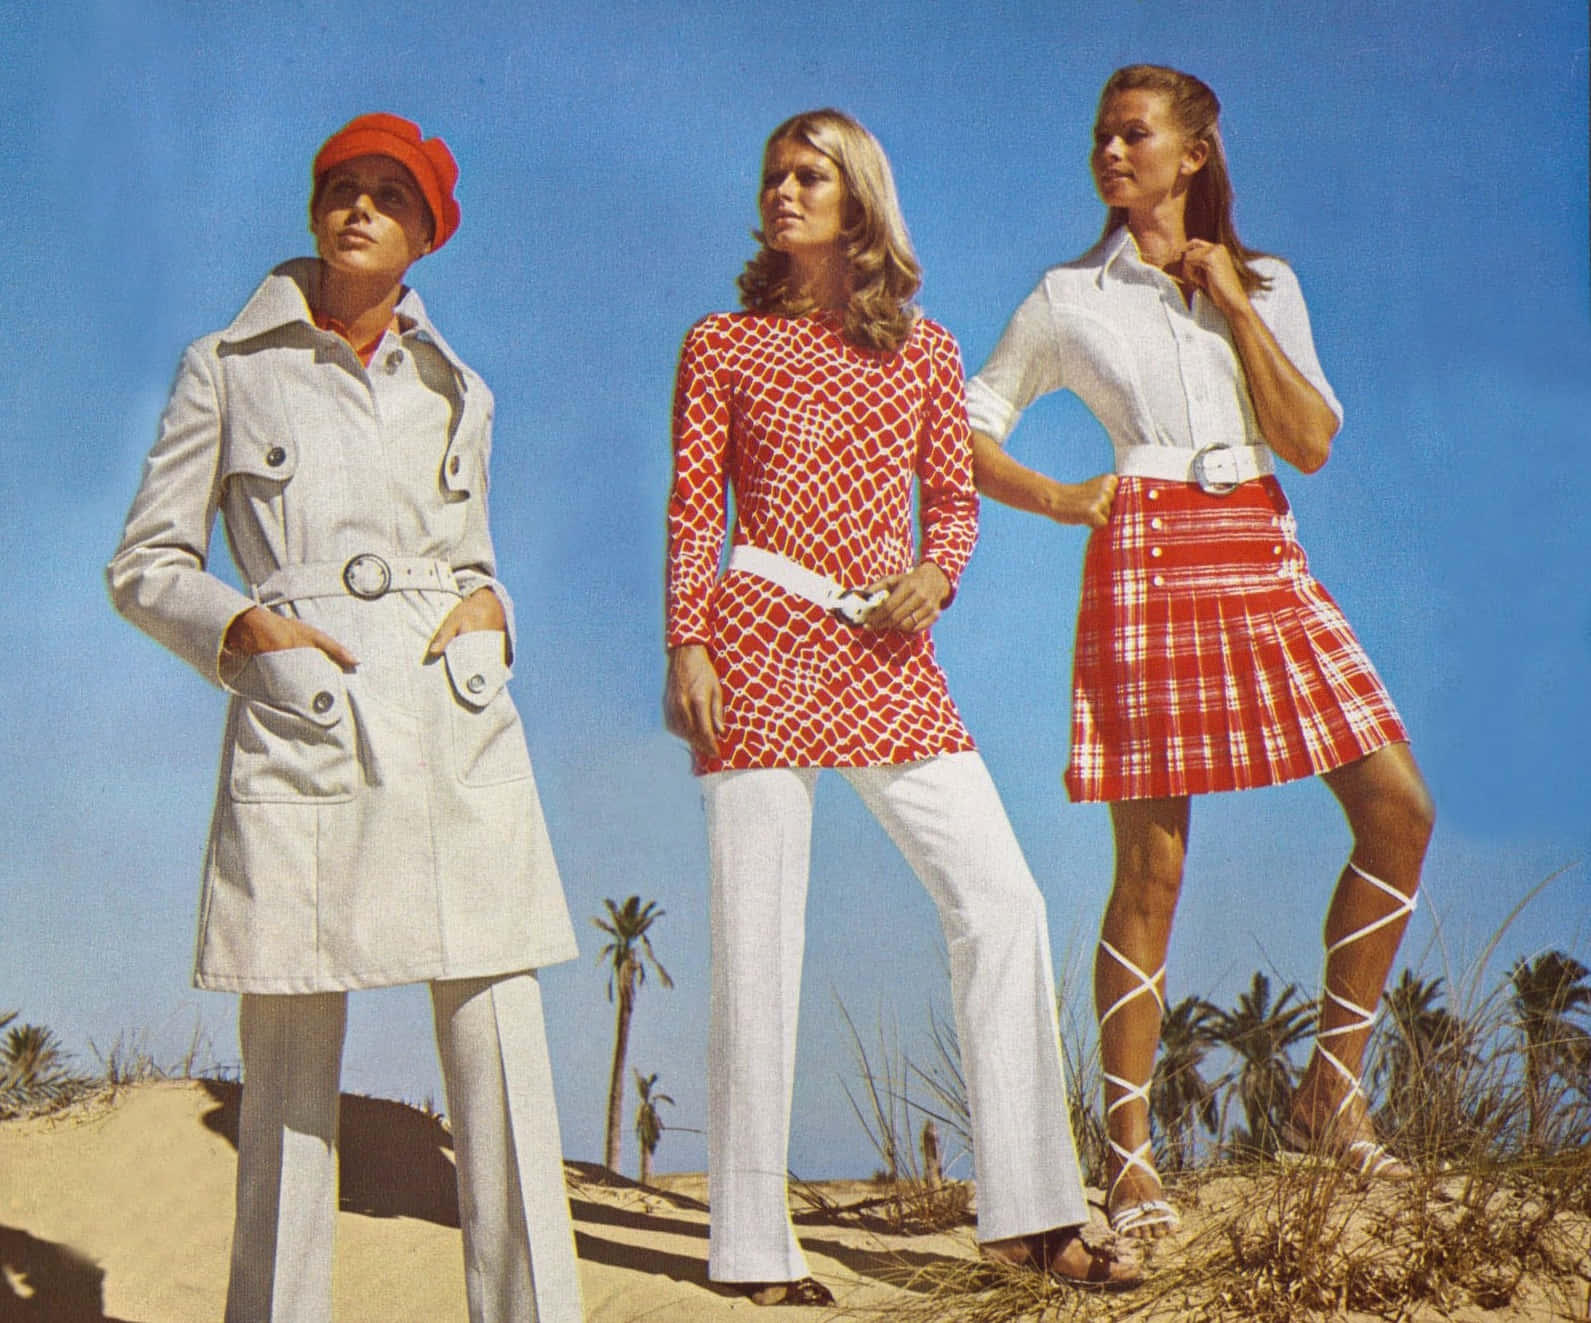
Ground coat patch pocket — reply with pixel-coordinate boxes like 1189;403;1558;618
227;647;356;802
442;631;531;785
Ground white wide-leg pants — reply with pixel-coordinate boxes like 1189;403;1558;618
224;972;583;1323
703;752;1088;1283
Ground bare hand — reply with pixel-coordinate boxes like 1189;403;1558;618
426;587;507;659
1057;473;1119;528
861;562;951;634
665;644;725;758
222;606;359;669
1175;240;1248;314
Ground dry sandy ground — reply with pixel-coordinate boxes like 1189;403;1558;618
2;1080;1586;1322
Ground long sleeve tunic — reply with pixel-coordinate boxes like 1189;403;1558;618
666;310;979;774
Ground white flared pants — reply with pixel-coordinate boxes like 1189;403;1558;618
702;752;1088;1283
224;972;583;1323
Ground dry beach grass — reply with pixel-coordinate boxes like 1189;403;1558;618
2;1077;1587;1322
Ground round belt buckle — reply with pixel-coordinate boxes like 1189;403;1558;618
1191;443;1240;496
342;553;393;600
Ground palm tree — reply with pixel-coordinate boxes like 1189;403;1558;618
1509;950;1591;1145
1211;972;1315;1154
1150;995;1223;1172
1372;970;1476;1157
633;1069;676;1184
593;896;673;1172
0;1013;78;1119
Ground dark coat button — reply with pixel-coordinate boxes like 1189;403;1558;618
266;446;287;467
449;454;462;476
311;691;335;715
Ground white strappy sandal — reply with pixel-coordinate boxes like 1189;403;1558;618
1099;940;1182;1237
1283;860;1416;1180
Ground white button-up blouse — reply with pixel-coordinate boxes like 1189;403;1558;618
965;227;1341;462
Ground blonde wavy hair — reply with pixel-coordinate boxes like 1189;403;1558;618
737;109;922;354
1097;65;1273;294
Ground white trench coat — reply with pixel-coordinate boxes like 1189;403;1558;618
109;260;578;993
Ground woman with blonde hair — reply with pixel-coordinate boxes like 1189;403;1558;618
665;108;1140;1303
967;65;1435;1239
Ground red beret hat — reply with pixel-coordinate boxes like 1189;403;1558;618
312;113;460;251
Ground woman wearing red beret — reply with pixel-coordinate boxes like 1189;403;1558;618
109;114;584;1322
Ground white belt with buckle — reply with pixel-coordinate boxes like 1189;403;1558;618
725;545;886;626
1117;443;1274;495
253;556;460;606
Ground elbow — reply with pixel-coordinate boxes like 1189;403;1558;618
1293;440;1331;475
969;430;1001;494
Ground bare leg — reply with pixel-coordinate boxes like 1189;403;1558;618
1096;797;1190;1237
1288;742;1435;1170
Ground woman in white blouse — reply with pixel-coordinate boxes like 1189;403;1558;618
967;65;1434;1239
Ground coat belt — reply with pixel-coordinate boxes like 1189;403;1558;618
252;556;460;606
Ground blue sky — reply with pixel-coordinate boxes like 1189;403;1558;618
3;0;1587;1182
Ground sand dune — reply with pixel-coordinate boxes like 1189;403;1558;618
2;1080;1585;1321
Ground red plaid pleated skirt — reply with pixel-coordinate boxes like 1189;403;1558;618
1065;476;1407;802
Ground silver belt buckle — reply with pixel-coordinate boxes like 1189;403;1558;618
342;553;393;600
831;587;888;627
1191;443;1240;496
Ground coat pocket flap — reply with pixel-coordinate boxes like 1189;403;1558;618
442;631;510;709
221;426;297;482
232;647;347;727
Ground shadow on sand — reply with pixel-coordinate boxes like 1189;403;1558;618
196;1079;462;1226
0;1227;135;1323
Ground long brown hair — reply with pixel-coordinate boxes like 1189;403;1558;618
737;109;922;353
1097;65;1272;293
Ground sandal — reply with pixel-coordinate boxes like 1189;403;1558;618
1099;941;1182;1238
1285;861;1415;1183
738;1276;836;1306
983;1226;1144;1292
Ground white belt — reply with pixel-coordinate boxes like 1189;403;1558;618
253;556;460;606
725;545;885;626
1117;443;1274;495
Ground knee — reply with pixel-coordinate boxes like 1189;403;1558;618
1360;766;1436;860
1109;846;1184;926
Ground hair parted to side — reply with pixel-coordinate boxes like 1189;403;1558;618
737;109;922;354
1098;64;1272;293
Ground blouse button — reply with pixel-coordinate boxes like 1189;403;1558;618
1147;488;1161;501
1272;545;1282;555
1152;574;1165;588
265;446;287;468
1150;547;1163;559
311;691;335;715
1150;517;1163;531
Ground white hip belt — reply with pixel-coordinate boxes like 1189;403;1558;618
253;556;460;606
725;544;885;626
1117;443;1274;495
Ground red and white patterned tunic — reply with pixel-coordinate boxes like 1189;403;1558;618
666;310;979;775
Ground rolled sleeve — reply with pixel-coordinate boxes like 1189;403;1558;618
965;279;1069;444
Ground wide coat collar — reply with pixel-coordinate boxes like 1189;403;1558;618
219;258;474;383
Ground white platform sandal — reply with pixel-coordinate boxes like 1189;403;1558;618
1099;939;1182;1237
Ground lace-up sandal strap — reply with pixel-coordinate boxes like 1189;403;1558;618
1324;861;1418;957
1315;860;1419;1116
1098;940;1166;1027
1106;1133;1160;1201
